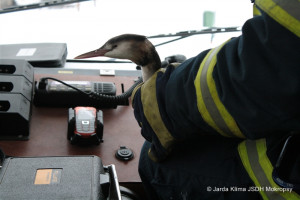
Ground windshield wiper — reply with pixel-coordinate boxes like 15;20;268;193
148;27;241;47
0;0;91;14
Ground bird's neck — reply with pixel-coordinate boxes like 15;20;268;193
141;61;160;81
139;40;161;81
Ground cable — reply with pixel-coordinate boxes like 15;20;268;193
39;77;88;95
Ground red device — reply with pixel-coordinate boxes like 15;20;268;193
68;107;103;145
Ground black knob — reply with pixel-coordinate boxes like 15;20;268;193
115;146;134;161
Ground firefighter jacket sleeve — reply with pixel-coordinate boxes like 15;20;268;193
131;1;300;162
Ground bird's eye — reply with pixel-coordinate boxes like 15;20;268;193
112;44;117;48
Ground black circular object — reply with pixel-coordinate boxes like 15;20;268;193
116;146;134;161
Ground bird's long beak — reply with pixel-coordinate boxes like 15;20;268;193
74;48;110;59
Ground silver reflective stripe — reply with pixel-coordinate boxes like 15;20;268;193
245;140;285;200
200;46;235;137
273;0;300;21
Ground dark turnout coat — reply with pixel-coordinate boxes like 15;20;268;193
132;1;300;199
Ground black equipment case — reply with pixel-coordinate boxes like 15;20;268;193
0;155;123;200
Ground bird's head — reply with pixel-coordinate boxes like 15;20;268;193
75;34;161;68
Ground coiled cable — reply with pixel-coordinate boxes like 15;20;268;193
39;77;143;107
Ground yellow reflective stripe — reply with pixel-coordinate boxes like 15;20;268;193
141;68;174;150
256;139;300;200
194;40;245;138
131;82;144;107
195;47;225;136
253;4;261;16
238;140;268;200
256;0;300;37
238;139;300;200
206;42;244;138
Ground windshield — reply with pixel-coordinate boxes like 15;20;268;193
0;0;252;70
